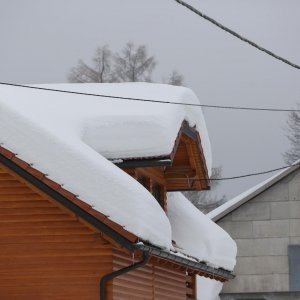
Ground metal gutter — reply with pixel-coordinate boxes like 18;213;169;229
100;253;150;300
115;157;172;168
0;153;135;252
113;124;197;169
134;243;234;281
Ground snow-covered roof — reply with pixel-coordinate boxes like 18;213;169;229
32;83;211;171
167;192;237;271
0;82;235;270
208;162;300;222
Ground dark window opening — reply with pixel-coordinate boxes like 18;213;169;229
136;174;166;210
289;245;300;291
152;184;162;205
138;176;147;189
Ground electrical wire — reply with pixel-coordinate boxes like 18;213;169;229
0;82;299;181
173;0;300;70
168;162;300;181
0;81;299;112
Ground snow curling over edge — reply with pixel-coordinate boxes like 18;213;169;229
167;192;237;271
0;82;213;257
33;82;212;176
0;90;172;250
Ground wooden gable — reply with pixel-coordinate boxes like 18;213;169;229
165;128;209;191
120;121;210;210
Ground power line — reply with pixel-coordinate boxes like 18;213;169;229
0;81;299;112
0;82;299;181
173;0;300;70
169;162;300;181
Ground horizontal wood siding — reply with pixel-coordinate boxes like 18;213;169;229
112;249;186;300
0;164;113;300
153;264;186;300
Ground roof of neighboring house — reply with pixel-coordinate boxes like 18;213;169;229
208;162;300;222
0;82;235;276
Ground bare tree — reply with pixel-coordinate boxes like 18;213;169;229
68;45;113;83
183;166;226;214
114;42;156;82
92;45;113;82
67;43;186;85
283;104;300;164
168;70;184;86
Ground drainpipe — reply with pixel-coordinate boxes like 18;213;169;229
100;252;150;300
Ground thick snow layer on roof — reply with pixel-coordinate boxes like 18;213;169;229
208;162;300;222
167;192;237;271
0;83;176;249
22;82;212;173
0;82;215;261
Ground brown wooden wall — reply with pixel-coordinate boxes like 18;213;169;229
112;249;187;300
0;164;113;300
0;161;198;299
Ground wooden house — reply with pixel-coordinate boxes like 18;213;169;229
0;83;236;299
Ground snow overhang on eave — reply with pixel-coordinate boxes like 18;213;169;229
111;121;198;167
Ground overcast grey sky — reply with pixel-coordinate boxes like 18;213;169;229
1;0;300;199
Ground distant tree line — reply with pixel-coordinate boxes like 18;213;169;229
68;42;184;86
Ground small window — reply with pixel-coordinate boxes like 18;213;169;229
138;176;148;189
288;245;300;291
136;174;166;210
152;184;162;205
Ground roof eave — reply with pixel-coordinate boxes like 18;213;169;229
114;157;172;168
135;243;234;282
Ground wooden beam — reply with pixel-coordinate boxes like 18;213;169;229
164;166;196;178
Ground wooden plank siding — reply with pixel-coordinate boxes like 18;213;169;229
165;135;207;191
0;164;113;300
0;159;202;299
112;249;187;300
123;133;209;197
